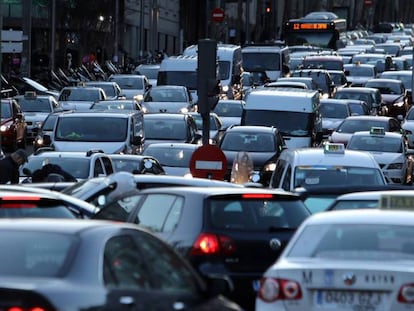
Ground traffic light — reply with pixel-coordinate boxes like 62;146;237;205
265;1;271;13
197;39;220;114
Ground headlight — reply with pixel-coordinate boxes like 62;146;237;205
180;107;189;114
222;85;229;92
135;94;144;101
35;137;44;145
264;163;276;171
393;101;404;107
0;125;10;132
388;163;403;169
35;121;43;128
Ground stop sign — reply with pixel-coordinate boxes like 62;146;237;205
211;7;225;23
189;144;227;180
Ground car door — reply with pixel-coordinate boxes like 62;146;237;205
103;232;212;311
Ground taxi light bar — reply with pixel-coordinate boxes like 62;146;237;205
24;91;37;99
370;127;385;136
379;194;414;210
323;143;345;154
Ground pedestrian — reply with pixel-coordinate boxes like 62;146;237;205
0;149;28;184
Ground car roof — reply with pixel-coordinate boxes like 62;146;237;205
304;209;414;226
351;130;402;138
144;142;198;149
57;110;136;117
343;115;394;121
143;113;190;120
335;87;380;93
366;78;404;84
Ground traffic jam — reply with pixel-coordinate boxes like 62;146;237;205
2;4;414;311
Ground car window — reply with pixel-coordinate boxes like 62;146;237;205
95;194;143;222
136;194;184;232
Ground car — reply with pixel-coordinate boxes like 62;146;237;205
364;78;409;118
188;111;224;144
57;85;107;110
141;85;196;114
301;55;344;71
0;188;96;218
49;110;145;154
262;81;309;90
212;99;244;129
402;105;414;147
346;127;414;184
325;188;414;211
82;81;123;100
20;149;115;182
329;115;403;146
107;153;166;175
327;69;348;89
0;97;27;151
14;91;61;143
333;86;384;115
142;142;197;177
269;142;387;191
276;77;319;92
255;208;414;311
108;73;152;101
61;172;242;209
134;63;160;86
343;63;378;87
92;186;311;311
143;113;201;147
346;99;371;116
89;99;142;112
319;98;353;140
290;69;336;98
33;110;71;151
351;52;394;74
218;125;287;186
379;70;413;103
0;218;243;311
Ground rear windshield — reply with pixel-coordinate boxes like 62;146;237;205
207;197;310;231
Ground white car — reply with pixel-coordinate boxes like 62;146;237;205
256;208;414;311
346;127;414;184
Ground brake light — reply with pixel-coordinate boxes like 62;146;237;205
1;196;41;201
398;283;414;303
8;308;47;311
242;193;273;199
257;277;302;302
190;233;236;256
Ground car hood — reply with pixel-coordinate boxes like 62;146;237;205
142;101;190;113
53;141;127;153
144;138;192;147
60;101;95;111
1;117;13;125
120;89;145;99
24;112;49;121
219;117;242;128
369;152;404;163
322;118;344;130
382;94;405;104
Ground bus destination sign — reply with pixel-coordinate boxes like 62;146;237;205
293;23;329;30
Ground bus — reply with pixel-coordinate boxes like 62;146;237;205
282;11;347;50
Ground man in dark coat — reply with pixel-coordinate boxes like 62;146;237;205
0;149;28;184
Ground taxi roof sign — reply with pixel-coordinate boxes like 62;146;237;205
370;126;385;136
379;194;414;210
24;91;37;99
324;142;345;154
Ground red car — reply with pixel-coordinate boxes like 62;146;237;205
1;98;27;151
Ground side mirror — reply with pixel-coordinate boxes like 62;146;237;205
43;134;52;146
22;167;32;176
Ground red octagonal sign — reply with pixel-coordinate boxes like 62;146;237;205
189;144;227;180
211;7;225;23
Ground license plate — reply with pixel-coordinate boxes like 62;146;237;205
315;290;383;310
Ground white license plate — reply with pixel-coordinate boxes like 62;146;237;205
315;290;383;310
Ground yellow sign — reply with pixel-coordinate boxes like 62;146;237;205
379;195;414;210
293;23;329;30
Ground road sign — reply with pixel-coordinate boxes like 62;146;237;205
211;7;225;23
1;30;23;42
1;42;23;53
189;144;227;180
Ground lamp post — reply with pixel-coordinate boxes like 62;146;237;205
50;0;56;72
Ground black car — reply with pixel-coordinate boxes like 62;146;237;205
0;218;242;311
93;186;311;311
334;86;384;115
218;125;287;185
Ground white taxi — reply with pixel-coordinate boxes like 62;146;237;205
256;208;414;311
346;127;414;184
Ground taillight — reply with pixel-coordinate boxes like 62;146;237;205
8;308;47;311
190;233;236;256
257;277;302;302
398;283;414;303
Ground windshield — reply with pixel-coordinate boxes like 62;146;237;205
18;98;53;113
287;224;414;260
294;166;385;188
320;103;349;118
336;119;388;133
157;71;197;90
1;102;12;118
109;77;144;90
218;61;231;80
243;110;313;136
55;116;128;142
143;146;194;167
144;119;187;140
220;132;276;152
242;52;280;71
22;157;90;179
347;135;403;153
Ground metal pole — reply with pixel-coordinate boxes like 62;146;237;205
0;1;3;152
245;0;250;44
50;0;56;72
22;0;32;77
139;0;144;59
114;0;119;64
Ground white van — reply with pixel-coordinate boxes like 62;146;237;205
241;44;290;81
157;55;199;103
183;43;243;100
241;88;323;149
269;143;387;192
